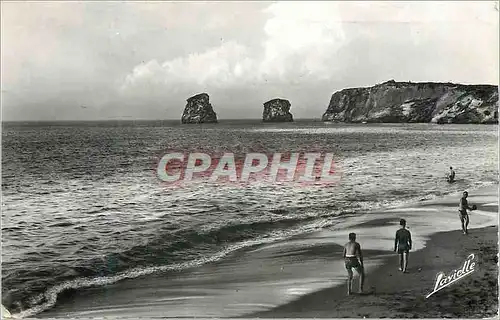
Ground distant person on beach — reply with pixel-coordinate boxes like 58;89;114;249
459;191;476;234
343;232;365;295
394;219;412;273
447;167;456;183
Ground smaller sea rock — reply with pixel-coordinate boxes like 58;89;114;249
263;98;294;122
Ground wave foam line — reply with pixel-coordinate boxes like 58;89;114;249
14;218;336;318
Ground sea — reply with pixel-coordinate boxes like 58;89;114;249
1;120;498;317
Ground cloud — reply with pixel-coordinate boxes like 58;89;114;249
122;41;254;92
121;1;348;94
258;2;346;80
121;1;498;97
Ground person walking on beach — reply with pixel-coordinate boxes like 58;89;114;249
343;232;365;295
394;219;412;273
459;191;476;234
447;166;456;183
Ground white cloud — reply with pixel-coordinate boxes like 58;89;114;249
121;1;348;93
121;41;254;93
259;2;346;80
121;1;498;98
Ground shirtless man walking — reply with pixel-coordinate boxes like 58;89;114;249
394;219;412;273
459;191;476;234
343;232;365;295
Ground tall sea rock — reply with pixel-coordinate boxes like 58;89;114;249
263;99;294;122
322;80;498;124
181;93;218;124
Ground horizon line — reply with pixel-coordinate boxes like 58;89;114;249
2;118;323;123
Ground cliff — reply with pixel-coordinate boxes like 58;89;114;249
322;80;498;124
181;93;218;124
263;99;294;122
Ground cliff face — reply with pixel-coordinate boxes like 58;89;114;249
322;80;498;124
181;93;218;124
263;99;294;122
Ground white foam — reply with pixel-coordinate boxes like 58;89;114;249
470;210;499;218
482;202;498;207
13;217;337;318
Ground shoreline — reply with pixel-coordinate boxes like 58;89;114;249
249;225;498;318
248;185;499;318
19;184;500;318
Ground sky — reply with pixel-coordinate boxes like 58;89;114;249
2;1;499;121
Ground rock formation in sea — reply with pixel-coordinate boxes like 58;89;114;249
321;80;498;124
263;98;294;122
181;93;218;124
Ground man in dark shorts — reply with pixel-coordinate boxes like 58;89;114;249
343;232;365;295
459;191;475;234
394;219;412;273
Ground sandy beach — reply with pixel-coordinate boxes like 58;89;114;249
25;185;497;319
251;186;499;318
252;225;498;318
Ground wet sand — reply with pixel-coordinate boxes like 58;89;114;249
31;185;497;319
251;225;498;318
